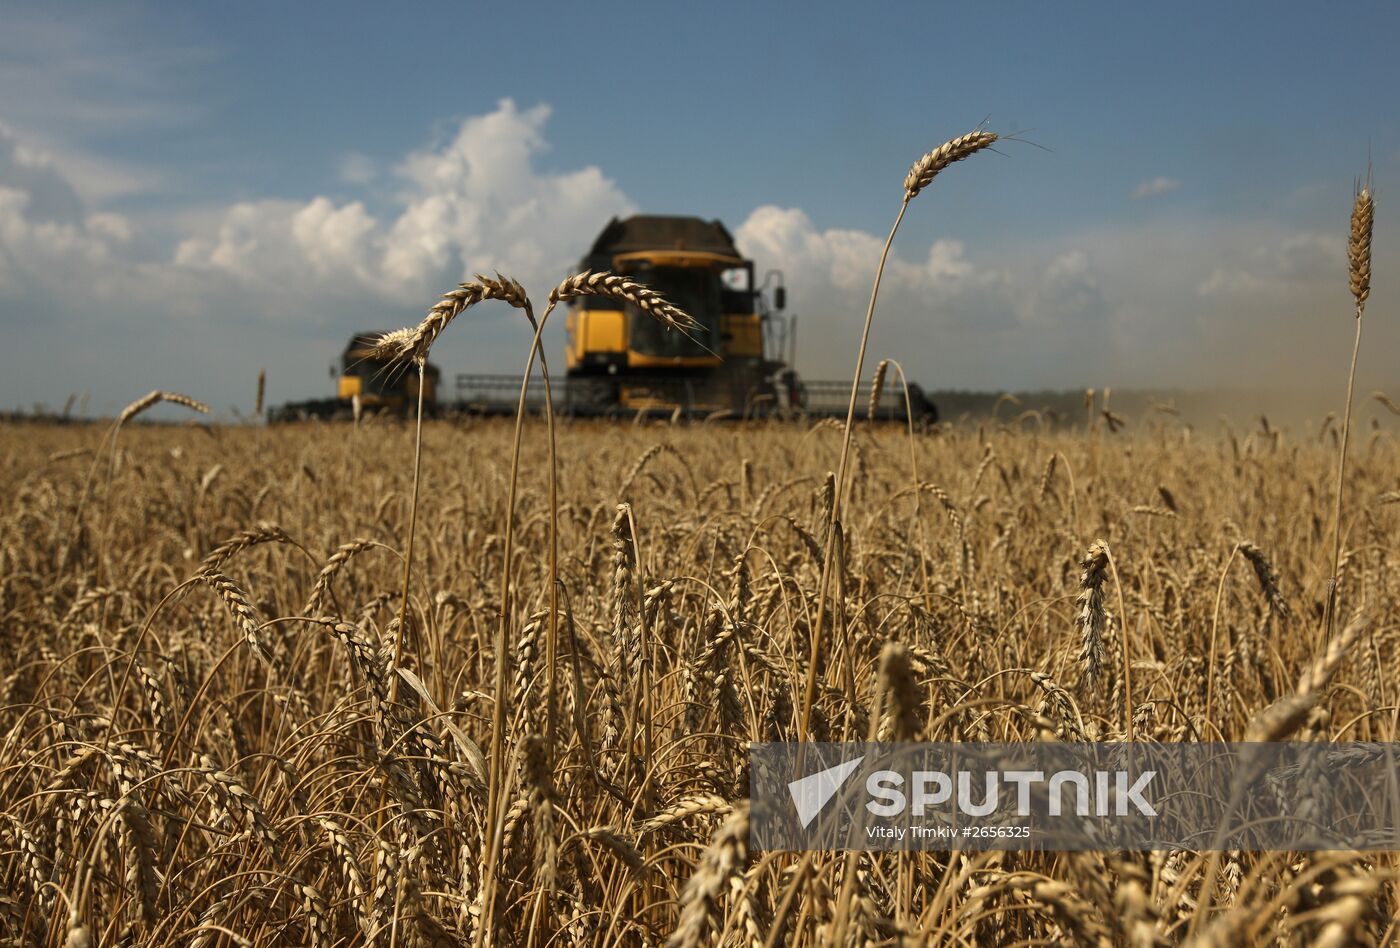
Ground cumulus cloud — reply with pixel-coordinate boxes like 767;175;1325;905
0;123;139;301
174;197;381;288
735;205;1014;331
0;122;85;224
175;99;634;306
732;203;1397;396
734;206;1076;381
1131;176;1182;199
1197;231;1344;298
737;206;990;298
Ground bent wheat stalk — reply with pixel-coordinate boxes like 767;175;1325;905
376;274;530;702
97;392;209;594
62;391;208;580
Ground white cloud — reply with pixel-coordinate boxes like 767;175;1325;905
732;204;1397;395
1197;231;1343;298
735;205;1010;320
0;122;85;224
173;197;381;288
381;102;632;289
0;132;136;296
1027;251;1108;329
0;9;203;204
1131;176;1182;199
735;206;1029;379
175;99;633;306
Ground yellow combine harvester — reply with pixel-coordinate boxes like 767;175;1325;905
270;333;440;420
560;215;791;413
273;215;938;422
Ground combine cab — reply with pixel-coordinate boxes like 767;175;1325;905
560;215;790;415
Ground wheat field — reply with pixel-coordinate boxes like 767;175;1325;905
2;406;1398;946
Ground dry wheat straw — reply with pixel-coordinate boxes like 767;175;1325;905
11;134;1400;948
1325;183;1375;649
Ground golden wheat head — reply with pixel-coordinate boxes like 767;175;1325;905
117;390;211;425
1349;185;1373;310
548;270;698;334
383;272;531;364
904;130;999;200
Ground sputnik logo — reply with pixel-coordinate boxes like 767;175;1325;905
787;756;865;828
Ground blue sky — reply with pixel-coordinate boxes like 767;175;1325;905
1;0;1397;416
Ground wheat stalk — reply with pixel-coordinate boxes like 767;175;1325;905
1325;183;1375;649
803;127;998;742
